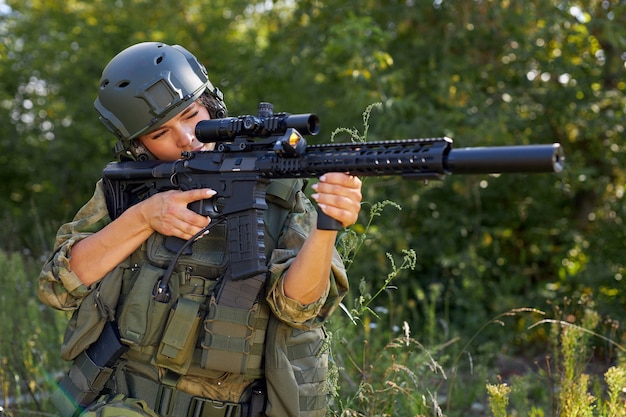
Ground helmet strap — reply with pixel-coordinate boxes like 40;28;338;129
114;140;156;162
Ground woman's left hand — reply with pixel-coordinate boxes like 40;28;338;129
311;172;363;228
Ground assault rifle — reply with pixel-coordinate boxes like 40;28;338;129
102;102;564;308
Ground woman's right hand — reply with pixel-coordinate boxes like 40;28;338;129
69;188;217;286
138;188;217;240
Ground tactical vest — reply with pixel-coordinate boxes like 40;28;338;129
54;178;331;417
113;178;299;381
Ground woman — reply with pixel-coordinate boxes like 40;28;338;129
39;42;362;417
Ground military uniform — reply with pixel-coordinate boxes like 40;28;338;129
39;179;349;416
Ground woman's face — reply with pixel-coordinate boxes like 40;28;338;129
137;101;214;161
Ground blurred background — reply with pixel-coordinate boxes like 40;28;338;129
0;0;624;415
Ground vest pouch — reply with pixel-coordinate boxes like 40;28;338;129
264;315;329;417
118;262;177;347
201;295;268;379
60;260;127;362
155;297;202;374
146;230;228;280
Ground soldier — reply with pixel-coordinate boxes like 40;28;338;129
39;42;362;417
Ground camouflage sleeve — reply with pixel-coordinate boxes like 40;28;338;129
38;180;111;311
266;191;349;329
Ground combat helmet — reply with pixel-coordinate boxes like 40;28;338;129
94;42;226;158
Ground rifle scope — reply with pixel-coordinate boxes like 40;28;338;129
196;102;320;143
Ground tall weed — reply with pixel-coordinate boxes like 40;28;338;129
327;103;626;416
0;251;67;415
485;302;626;417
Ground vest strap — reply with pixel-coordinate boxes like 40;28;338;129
125;372;245;417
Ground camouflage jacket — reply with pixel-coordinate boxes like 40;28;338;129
39;179;348;327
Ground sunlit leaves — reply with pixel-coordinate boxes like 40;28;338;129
0;0;624;328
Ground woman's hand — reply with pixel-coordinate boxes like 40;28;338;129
70;188;216;286
138;188;216;240
282;173;363;305
311;173;362;228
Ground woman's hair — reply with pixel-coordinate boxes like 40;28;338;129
198;89;228;120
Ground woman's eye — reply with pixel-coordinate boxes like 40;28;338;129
186;111;200;120
151;130;167;140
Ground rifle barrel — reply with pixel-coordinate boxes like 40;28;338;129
445;143;564;174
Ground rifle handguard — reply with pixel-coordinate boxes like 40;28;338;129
316;208;342;231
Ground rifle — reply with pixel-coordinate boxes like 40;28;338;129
102;102;564;307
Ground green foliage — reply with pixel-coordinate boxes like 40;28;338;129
485;307;626;417
604;366;626;417
0;251;67;415
557;311;599;417
486;383;511;417
3;2;625;316
1;0;625;415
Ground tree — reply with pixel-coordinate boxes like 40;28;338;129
2;0;624;353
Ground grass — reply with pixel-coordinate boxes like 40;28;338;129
1;233;624;416
326;222;626;416
324;123;626;415
4;218;617;408
328;278;626;417
2;103;625;416
0;251;68;416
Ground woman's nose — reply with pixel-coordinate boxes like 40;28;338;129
176;129;195;148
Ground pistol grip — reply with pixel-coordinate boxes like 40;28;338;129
188;198;219;217
316;208;343;231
